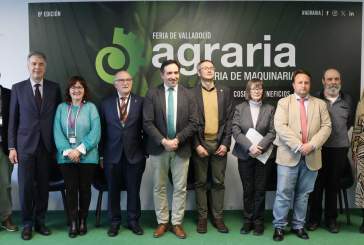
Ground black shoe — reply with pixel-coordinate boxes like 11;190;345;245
127;222;144;235
107;224;120;237
291;228;309;240
69;221;78;238
21;227;32;240
360;219;364;233
273;228;284;241
326;221;339;233
253;224;264;236
34;224;51;236
79;218;87;235
240;223;253;234
306;222;319;231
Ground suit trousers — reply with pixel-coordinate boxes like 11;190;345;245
238;158;266;225
308;147;348;224
18;140;51;227
193;140;227;219
150;151;189;225
0;148;13;221
105;155;145;226
60;164;96;221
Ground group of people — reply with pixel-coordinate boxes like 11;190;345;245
0;51;363;242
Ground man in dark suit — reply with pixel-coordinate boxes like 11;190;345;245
8;51;61;240
100;70;146;237
0;80;18;232
191;60;233;234
143;60;198;239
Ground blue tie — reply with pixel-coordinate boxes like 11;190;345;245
167;87;175;139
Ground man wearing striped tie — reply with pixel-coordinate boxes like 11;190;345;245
143;60;198;239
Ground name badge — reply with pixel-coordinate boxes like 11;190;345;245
69;137;76;144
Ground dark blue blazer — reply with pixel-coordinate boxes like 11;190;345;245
8;79;61;154
100;93;145;165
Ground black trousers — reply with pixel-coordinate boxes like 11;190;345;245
60;164;96;221
308;147;348;223
105;155;145;226
18;140;51;228
238;158;266;225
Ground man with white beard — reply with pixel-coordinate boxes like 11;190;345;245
307;68;354;233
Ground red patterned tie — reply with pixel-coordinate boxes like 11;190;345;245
118;97;128;123
299;98;308;143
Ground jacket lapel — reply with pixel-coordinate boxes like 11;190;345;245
216;85;224;123
255;103;265;129
112;94;122;129
307;96;315;138
40;80;49;114
195;85;205;122
26;79;38;112
158;85;167;124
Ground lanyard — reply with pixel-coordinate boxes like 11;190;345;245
66;103;83;138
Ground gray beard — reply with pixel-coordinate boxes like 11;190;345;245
325;86;341;97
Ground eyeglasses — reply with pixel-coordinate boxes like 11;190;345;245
114;78;132;83
200;67;215;71
251;88;263;91
70;86;84;90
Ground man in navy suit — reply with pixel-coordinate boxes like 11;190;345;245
100;70;146;237
8;51;61;240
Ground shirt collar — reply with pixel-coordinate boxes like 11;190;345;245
294;93;309;101
200;81;215;92
164;84;178;92
117;92;130;100
30;78;43;87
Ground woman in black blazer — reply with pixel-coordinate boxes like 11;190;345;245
232;79;275;235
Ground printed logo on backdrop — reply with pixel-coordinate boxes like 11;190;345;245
95;28;145;84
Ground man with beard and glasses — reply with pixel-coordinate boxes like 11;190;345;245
307;68;354;233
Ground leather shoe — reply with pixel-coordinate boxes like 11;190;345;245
326;221;339;233
35;224;51;236
69;221;78;238
1;216;18;232
273;228;284;241
212;218;229;233
153;223;169;238
196;217;207;234
291;228;309;240
360;219;364;233
170;225;186;239
306;222;319;231
21;227;33;240
127;222;144;235
107;223;120;237
240;223;253;234
253;224;264;236
79;218;87;235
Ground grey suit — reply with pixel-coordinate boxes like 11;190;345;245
232;100;275;225
232;101;275;160
143;84;198;225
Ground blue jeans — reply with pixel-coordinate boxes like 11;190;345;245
272;159;318;230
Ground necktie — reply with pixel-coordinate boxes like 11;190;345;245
118;97;128;124
299;98;308;143
167;87;175;139
34;83;42;111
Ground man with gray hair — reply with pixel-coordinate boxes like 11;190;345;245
307;68;354;233
8;51;61;240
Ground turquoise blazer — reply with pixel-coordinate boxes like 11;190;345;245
53;101;101;164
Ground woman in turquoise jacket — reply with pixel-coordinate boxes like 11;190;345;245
53;76;101;238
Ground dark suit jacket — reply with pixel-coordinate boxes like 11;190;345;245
8;79;61;154
192;83;233;150
143;84;198;158
0;86;10;155
232;101;275;161
100;93;146;165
